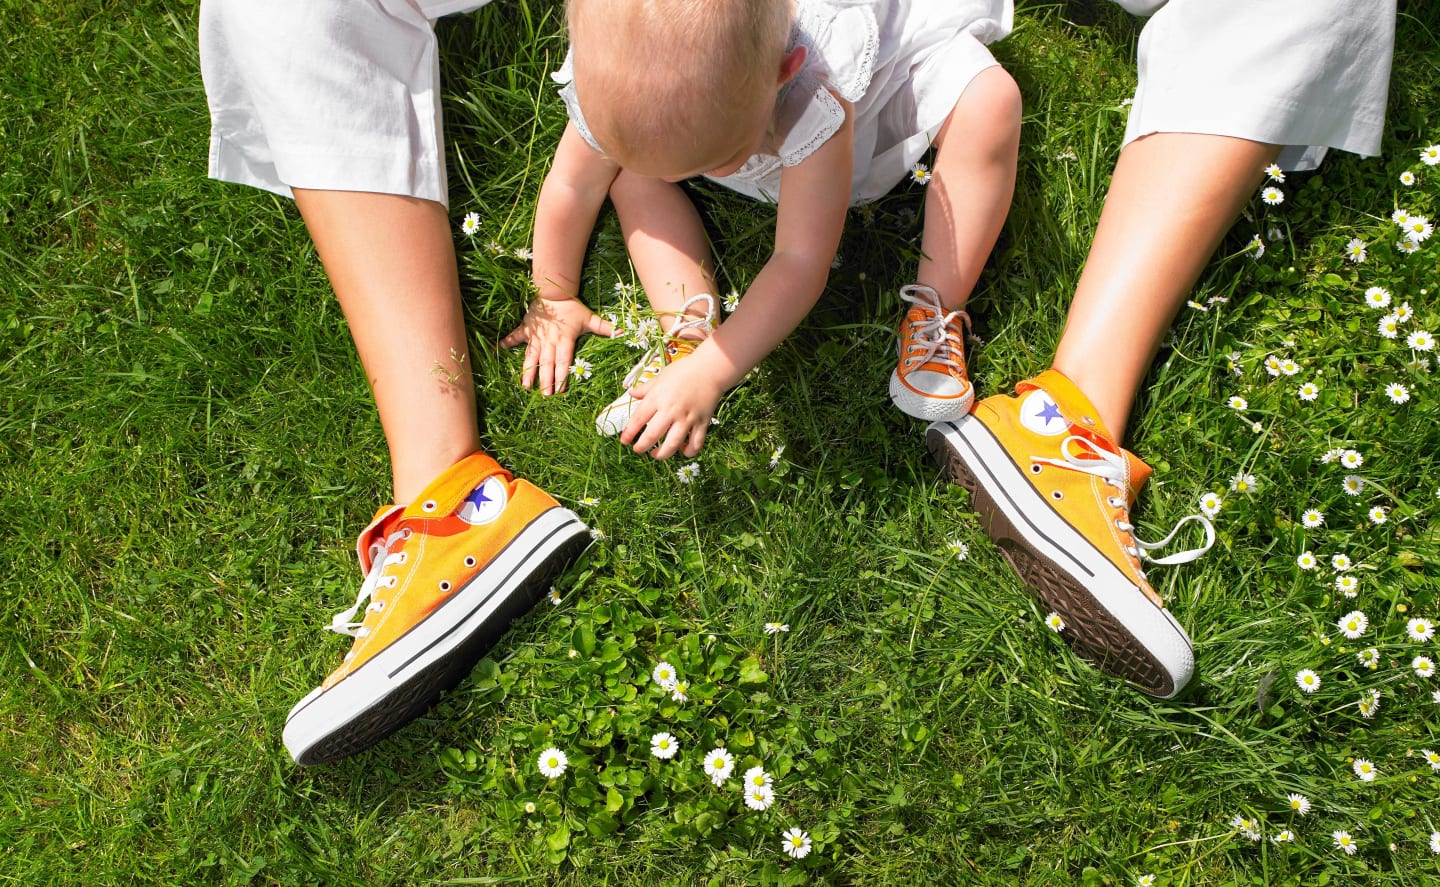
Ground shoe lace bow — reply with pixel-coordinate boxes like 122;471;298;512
1032;435;1215;579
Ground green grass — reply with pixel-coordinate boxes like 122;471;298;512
4;1;1440;884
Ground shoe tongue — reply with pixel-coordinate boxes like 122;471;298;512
356;503;406;572
1017;369;1115;442
1122;449;1153;502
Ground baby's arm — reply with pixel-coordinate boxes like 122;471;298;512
620;101;855;459
501;123;620;394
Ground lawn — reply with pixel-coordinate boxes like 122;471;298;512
4;1;1440;884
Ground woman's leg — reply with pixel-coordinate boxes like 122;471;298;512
293;188;481;505
1051;136;1279;441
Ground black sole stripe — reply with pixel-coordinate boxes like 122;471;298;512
953;421;1095;579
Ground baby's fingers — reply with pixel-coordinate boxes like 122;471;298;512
500;323;530;350
520;343;540;389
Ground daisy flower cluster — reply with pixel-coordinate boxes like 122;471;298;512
1209;147;1440;866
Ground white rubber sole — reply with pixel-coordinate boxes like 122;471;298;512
889;369;973;422
926;417;1193;697
283;507;589;764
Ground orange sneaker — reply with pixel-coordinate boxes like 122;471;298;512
596;294;715;436
925;369;1213;697
283;452;589;765
890;284;974;421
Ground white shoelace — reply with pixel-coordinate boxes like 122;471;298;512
325;527;409;639
899;284;969;371
623;293;717;387
1032;435;1215;579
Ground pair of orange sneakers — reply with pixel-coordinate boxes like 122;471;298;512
892;286;1213;698
282;452;588;765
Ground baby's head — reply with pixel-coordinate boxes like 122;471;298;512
568;0;800;179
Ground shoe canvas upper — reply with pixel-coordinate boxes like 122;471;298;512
977;370;1164;607
322;452;562;688
894;285;971;399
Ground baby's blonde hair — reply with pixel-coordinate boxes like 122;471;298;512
568;0;793;174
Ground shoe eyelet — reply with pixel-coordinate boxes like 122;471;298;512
395;551;408;564
1081;416;1096;426
464;555;477;568
1050;490;1064;501
382;576;398;589
357;627;370;638
402;528;414;539
1029;464;1043;475
439;580;452;592
421;500;438;512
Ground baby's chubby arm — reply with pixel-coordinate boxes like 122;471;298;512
501;123;621;394
620;100;855;459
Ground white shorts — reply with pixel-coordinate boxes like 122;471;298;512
199;0;492;206
1119;0;1394;171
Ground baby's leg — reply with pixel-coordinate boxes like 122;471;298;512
919;65;1022;311
1051;133;1278;441
608;171;718;337
293;188;480;504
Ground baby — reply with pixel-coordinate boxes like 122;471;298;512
502;0;1020;459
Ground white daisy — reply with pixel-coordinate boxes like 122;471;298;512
1405;216;1434;243
1368;506;1388;525
569;357;593;380
1297;381;1319;401
948;538;970;561
1296;668;1321;693
1394;208;1414;226
537;747;568;779
1338;610;1369;639
1342;475;1365;496
1230;473;1258;494
781;827;812;859
744;766;773;790
1358;690;1381;719
650;732;679;760
1400;170;1417;186
1364;286;1392;309
548;586;563;605
1261;186;1285;205
1336;575;1359;597
1432;831;1440;855
910;163;932;185
1422;145;1440;166
1228;395;1248;410
1333;830;1358;855
1279;358;1300;376
1407;617;1435;642
1138;875;1156;887
1358;648;1379;669
1414;657;1436;679
1248;233;1266;260
1379;314;1401;338
1264;355;1283;377
703;747;734;785
670;680;689;703
1186;300;1208;312
745;784;776;811
1287;793;1311;815
769;444;786;467
1345;238;1368;263
1264;163;1285;182
1397;238;1421;254
1199;492;1223;518
1267;226;1284;242
1320;447;1345;464
652;662;678;690
1408;330;1435;351
1340;450;1364;469
1302;509;1325;529
1385;382;1411;404
722;290;741;313
512;246;534;260
1230;815;1261;841
1045;612;1066;633
1353;758;1377;781
1272;829;1295;844
1296;551;1318;570
677;462;701;484
764;622;790;635
1332;553;1353;572
460;212;480;236
1251;420;1264;434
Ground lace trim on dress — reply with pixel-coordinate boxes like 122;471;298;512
552;50;603;154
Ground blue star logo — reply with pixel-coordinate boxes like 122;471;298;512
1036;399;1064;426
463;485;492;510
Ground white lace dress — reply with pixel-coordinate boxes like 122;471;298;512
556;0;1014;206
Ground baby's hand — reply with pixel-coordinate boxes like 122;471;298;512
619;354;725;460
501;297;613;395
